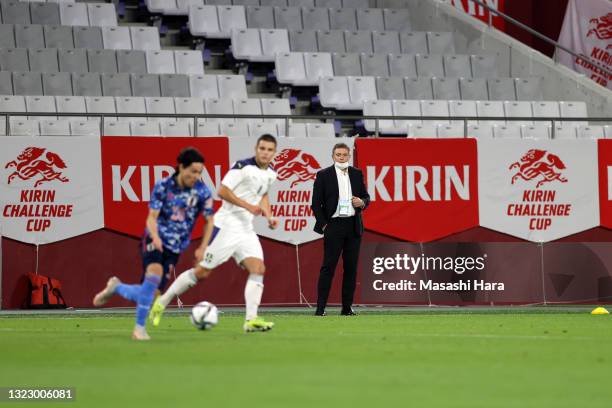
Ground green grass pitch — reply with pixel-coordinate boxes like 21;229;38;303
1;309;611;407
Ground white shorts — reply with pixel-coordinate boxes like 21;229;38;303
199;227;264;270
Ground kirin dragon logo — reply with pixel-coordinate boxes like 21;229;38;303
587;12;612;42
509;149;568;189
5;147;69;187
271;148;321;188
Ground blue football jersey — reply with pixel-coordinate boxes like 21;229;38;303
147;176;214;254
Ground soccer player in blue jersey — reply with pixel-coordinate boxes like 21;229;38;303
93;147;214;341
150;134;278;332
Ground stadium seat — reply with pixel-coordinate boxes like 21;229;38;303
0;72;13;95
232;28;263;60
487;78;515;101
274;7;302;30
392;99;421;128
2;1;31;25
363;99;395;133
329;8;357;31
0;25;15;49
289;30;318;52
59;3;89;26
515;77;543;101
470;55;497;78
44;25;74;49
301;8;330;30
357;8;384;31
26;3;60;29
427;32;454;54
531;101;559;119
246;6;275;28
222;122;250;137
383;9;411;31
74;26;103;49
13;72;42;95
288;0;312;6
332;53;361;76
72;73;102;96
388;54;416;77
188;6;221;37
408;123;438;138
346;76;376;109
316;0;341;8
306;122;335;137
437;123;465;138
104;120;131;136
174;97;205;115
317;30;345;52
196;121;221;136
26;95;57;120
117;50;147;74
249;122;278;137
444;55;471;78
275;52;306;85
468;123;493;139
40;119;70;136
448;100;477;125
420;99;449;125
304;52;333;85
174;50;205;74
130;27;161;50
521;123;550;139
217;75;247;99
361;54;389;77
70;119;101;136
29;48;59;73
476;100;505;125
376;77;405;100
161;120;192;136
188;74;219;98
102;27;132;50
131;74;161;97
577;125;604;139
56;96;86;120
493;123;522;139
372;31;400;54
0;95;26;112
261;98;291;127
146;0;175;14
87;4;118;27
552;124;577;139
260;29;290;61
218;6;248;38
43;72;72;96
284;122;307;137
88;50;118;73
10;119;40;136
146;50;175;74
416;54;444;77
319;76;349;109
15;24;44;48
503;101;533;125
59;49;87;73
345;31;373;53
116;97;147;123
85;96;117;122
233;98;262;124
145;97;176;122
400;31;427;54
432;78;460;100
459;78;488;100
404;77;433;99
160;74;190;98
605;125;612;139
558;101;588;127
205;98;235;124
101;73;132;97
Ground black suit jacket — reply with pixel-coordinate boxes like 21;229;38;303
311;165;370;236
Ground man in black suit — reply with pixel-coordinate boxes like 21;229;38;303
311;143;370;316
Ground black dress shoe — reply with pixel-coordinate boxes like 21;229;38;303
314;310;326;316
341;308;357;316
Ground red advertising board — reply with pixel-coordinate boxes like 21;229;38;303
599;139;612;228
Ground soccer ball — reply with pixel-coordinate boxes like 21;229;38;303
190;301;219;330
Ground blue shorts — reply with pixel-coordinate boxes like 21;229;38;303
141;235;181;291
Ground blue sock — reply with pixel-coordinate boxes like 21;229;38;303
136;273;161;328
114;284;140;303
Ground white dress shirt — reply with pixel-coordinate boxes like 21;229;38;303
332;166;355;218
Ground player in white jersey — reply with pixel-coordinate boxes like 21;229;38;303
150;134;279;332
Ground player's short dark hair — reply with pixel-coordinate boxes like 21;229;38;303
332;143;350;154
256;134;277;147
176;147;204;173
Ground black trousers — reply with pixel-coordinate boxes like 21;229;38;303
316;216;362;311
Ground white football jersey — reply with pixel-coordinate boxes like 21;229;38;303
214;157;277;231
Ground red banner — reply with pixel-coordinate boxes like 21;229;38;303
599;139;612;228
101;136;229;238
450;0;506;31
355;138;479;242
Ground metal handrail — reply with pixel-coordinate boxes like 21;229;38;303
461;0;612;78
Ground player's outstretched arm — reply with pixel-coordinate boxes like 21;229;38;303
145;209;162;251
218;185;262;216
259;194;278;229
